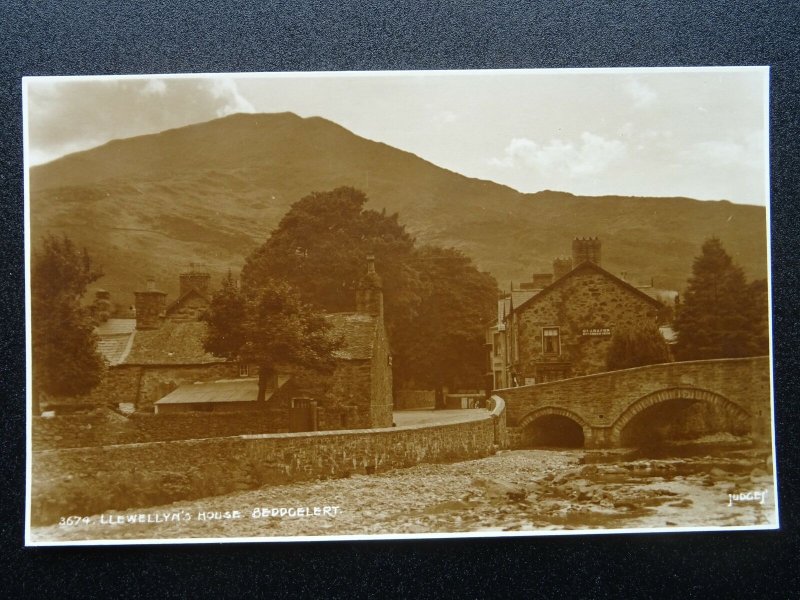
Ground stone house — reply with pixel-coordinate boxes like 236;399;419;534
490;238;666;388
76;260;393;431
282;256;394;430
72;268;245;414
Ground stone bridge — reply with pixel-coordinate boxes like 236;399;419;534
494;357;772;449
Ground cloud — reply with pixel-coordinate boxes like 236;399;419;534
681;134;763;170
625;79;657;109
210;79;256;116
25;77;258;165
490;132;628;178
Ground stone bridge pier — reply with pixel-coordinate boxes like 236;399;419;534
495;357;772;449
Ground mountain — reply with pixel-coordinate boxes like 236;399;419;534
29;112;769;310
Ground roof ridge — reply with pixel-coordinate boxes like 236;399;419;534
511;261;663;315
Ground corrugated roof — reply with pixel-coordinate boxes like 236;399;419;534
123;320;222;365
155;378;260;405
325;312;378;360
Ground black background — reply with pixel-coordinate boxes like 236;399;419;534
2;1;798;597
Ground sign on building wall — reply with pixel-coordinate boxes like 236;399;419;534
582;328;612;336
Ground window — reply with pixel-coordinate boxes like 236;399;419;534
238;363;249;377
542;327;561;355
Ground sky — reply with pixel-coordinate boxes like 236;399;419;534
24;68;769;205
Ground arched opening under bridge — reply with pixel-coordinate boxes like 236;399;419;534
614;388;751;448
519;409;587;448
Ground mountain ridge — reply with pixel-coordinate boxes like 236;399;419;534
29;112;768;309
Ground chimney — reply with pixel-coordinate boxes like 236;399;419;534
179;265;211;297
531;273;553;289
134;277;167;329
571;237;601;267
553;257;573;280
92;289;112;323
356;255;383;317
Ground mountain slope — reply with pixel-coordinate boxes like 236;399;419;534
29;112;769;309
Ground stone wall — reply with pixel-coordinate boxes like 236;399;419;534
514;268;661;378
369;319;394;427
33;411;142;448
34;402;390;451
30;408;506;525
290;350;392;429
33;410;294;450
74;365;141;409
137;363;240;411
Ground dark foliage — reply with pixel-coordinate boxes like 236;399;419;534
204;274;341;401
605;325;671;371
240;187;498;398
30;235;105;410
391;245;498;407
673;238;769;360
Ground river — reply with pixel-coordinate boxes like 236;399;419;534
31;439;776;543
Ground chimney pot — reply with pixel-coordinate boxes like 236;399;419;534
356;255;383;317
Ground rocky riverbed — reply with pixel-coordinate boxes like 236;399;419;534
31;443;777;543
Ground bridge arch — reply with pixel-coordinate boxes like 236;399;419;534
610;386;751;446
518;406;592;448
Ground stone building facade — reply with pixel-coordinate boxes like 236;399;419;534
60;268;243;414
53;260;393;433
490;238;665;388
285;256;394;429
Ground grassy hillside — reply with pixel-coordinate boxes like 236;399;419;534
29;112;769;308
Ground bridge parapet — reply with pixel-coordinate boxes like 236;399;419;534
495;357;772;448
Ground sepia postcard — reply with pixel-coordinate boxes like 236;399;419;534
23;67;777;546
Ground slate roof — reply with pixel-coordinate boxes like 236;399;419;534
123;320;223;365
94;318;136;365
510;289;537;311
94;311;379;367
325;312;378;360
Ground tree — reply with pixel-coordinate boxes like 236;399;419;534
391;246;498;408
606;325;671;371
673;237;769;360
241;186;422;369
30;235;105;413
242;186;419;321
204;275;341;402
240;187;499;399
